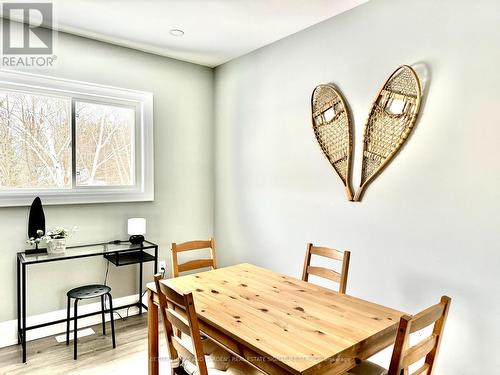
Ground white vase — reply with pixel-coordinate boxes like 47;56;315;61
47;238;66;254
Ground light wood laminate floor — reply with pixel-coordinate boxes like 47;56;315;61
0;314;169;374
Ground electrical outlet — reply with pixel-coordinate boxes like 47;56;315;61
159;260;166;271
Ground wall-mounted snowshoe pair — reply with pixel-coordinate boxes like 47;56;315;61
311;65;422;202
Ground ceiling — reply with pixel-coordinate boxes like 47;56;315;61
3;0;368;67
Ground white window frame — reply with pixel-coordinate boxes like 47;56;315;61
0;69;154;206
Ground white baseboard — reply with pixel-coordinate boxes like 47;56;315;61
0;293;146;349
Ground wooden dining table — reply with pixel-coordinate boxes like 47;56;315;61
146;263;405;375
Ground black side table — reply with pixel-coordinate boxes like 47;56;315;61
17;241;158;363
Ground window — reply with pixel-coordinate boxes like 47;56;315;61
75;101;135;187
0;70;153;206
0;90;71;189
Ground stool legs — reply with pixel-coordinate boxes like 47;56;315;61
73;299;79;360
66;296;70;345
66;291;115;360
100;295;106;336
107;293;116;349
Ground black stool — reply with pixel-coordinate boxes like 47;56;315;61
66;284;116;359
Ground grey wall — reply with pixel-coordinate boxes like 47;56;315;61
214;0;500;373
0;26;215;321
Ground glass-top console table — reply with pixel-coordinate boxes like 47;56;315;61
17;240;158;363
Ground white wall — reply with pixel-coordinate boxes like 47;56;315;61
0;25;215;325
214;0;500;373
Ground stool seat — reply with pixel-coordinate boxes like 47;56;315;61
67;284;111;299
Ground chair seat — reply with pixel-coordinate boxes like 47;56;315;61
179;337;263;375
67;284;111;299
347;360;388;375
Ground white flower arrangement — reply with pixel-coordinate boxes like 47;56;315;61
26;229;45;246
26;226;78;246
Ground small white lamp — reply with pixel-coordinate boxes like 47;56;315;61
128;218;146;244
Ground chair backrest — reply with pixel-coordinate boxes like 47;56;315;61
153;274;208;375
171;238;217;278
302;243;350;294
388;296;451;375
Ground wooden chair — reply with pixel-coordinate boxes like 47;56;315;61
302;243;350;294
171;238;217;278
153;274;262;375
348;296;452;375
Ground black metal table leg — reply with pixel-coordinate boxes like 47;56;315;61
21;263;26;363
17;257;20;345
154;246;158;273
139;260;143;314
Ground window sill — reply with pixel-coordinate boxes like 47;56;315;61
0;188;154;207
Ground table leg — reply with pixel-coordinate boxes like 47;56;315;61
21;263;26;363
139;261;143;314
148;289;159;375
154;246;158;274
17;257;20;345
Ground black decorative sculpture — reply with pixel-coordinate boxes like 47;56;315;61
27;197;46;254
